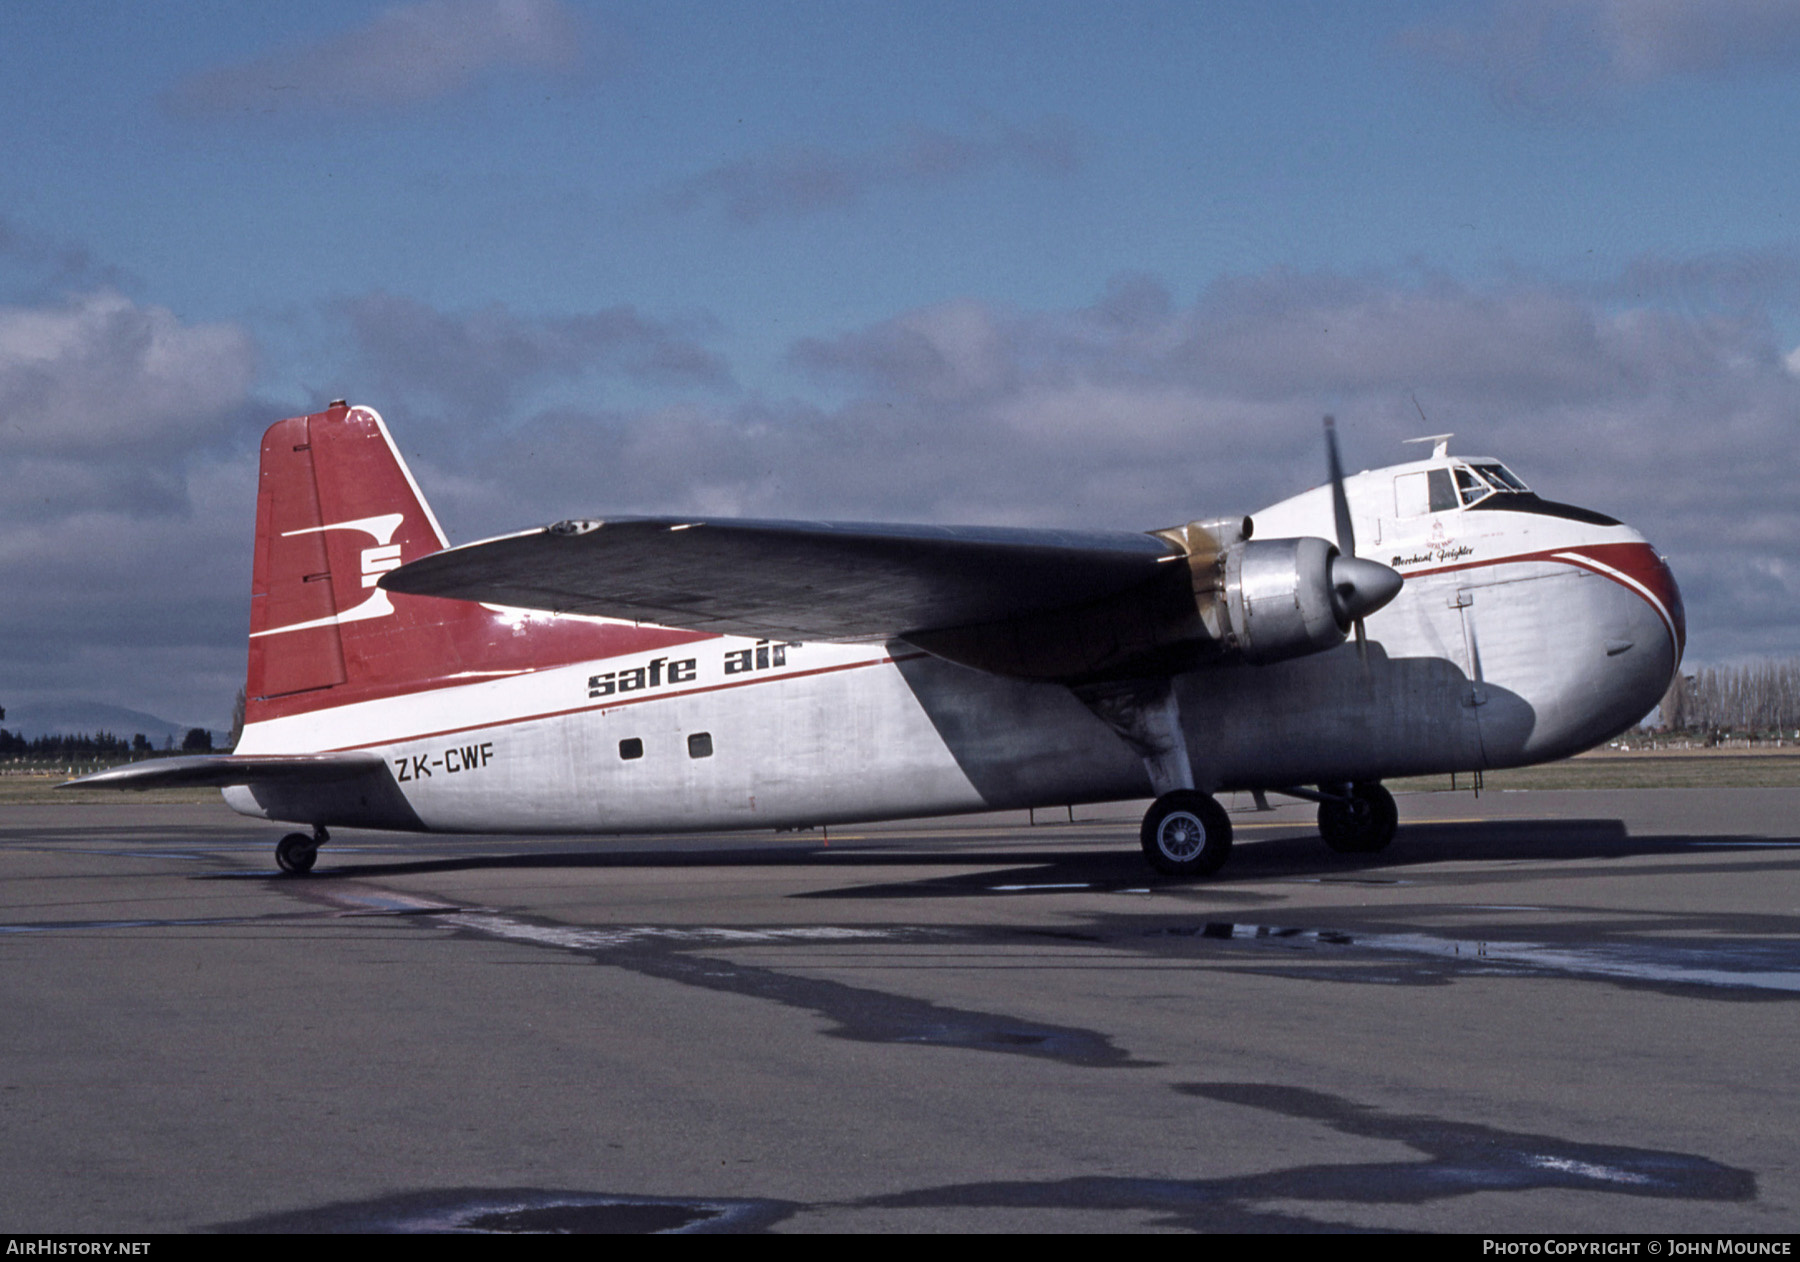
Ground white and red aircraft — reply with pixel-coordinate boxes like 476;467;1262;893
74;403;1683;878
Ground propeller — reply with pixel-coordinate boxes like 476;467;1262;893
1323;415;1403;661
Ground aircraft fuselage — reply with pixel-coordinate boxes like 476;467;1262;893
226;449;1681;836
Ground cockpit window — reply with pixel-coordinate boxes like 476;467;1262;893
1471;462;1529;492
1398;465;1524;516
1453;467;1492;506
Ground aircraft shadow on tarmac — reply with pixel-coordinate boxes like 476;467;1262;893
198;818;1796;892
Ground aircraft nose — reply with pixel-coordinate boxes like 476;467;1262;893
1582;536;1686;670
1560;535;1685;751
1647;549;1686;667
1477;529;1685;765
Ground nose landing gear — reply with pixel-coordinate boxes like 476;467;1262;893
1317;782;1398;854
275;825;329;875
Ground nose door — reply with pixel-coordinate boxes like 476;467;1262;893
1449;585;1493;765
1450;572;1584;767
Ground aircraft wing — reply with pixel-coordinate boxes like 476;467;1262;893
62;751;389;790
381;516;1184;642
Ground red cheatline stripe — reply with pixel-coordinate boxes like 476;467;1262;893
1397;543;1680;655
317;651;930;752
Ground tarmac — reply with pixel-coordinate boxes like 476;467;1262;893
2;787;1797;1234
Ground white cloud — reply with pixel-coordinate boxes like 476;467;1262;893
0;289;261;727
659;118;1086;224
340;291;735;430
410;265;1800;667
0;290;255;467
12;259;1800;730
1401;0;1800;111
792;299;1017;403
163;0;581;117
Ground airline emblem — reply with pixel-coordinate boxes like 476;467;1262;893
252;513;406;639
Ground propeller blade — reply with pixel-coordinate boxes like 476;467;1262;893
1324;414;1356;559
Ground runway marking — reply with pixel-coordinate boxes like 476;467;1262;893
1155;922;1800;993
301;885;1147;1067
1528;1155;1653;1185
1282;877;1412;886
318;886;906;949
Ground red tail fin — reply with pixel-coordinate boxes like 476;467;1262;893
246;404;455;717
245;403;708;725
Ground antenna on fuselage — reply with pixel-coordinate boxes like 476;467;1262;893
1404;394;1453;460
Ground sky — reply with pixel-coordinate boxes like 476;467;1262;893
3;0;1799;731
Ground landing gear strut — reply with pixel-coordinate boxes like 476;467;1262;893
275;825;328;875
1317;782;1397;854
1140;791;1233;877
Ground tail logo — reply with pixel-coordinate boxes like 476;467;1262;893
251;513;407;639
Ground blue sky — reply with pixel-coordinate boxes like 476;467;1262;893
3;0;1798;729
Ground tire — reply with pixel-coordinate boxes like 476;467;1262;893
1140;791;1233;877
1318;782;1398;854
275;832;318;875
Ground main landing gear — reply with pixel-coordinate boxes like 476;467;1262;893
1316;782;1397;854
1139;781;1399;877
1140;791;1233;876
275;825;328;876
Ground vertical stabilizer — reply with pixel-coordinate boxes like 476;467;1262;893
243;403;714;730
246;404;454;720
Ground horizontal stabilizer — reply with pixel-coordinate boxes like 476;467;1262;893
62;751;388;791
381;516;1182;641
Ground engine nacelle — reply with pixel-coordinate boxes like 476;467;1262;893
1220;537;1347;664
1163;520;1401;667
904;519;1402;682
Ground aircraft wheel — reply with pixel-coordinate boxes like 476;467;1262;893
1318;782;1397;854
1140;791;1233;877
275;833;318;875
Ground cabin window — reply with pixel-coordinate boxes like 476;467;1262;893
1428;468;1457;512
619;738;643;760
687;732;713;759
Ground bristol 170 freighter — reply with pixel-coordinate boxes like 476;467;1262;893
75;404;1683;878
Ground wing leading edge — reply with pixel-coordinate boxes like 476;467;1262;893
381;516;1185;643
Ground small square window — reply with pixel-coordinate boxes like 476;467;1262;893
619;738;643;760
687;732;713;759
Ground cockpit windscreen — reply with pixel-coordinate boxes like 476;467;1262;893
1453;461;1531;505
1470;462;1529;493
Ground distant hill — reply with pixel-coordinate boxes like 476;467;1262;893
1;700;229;749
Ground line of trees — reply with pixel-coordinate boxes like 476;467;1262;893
1659;659;1800;734
0;724;214;762
0;702;222;763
